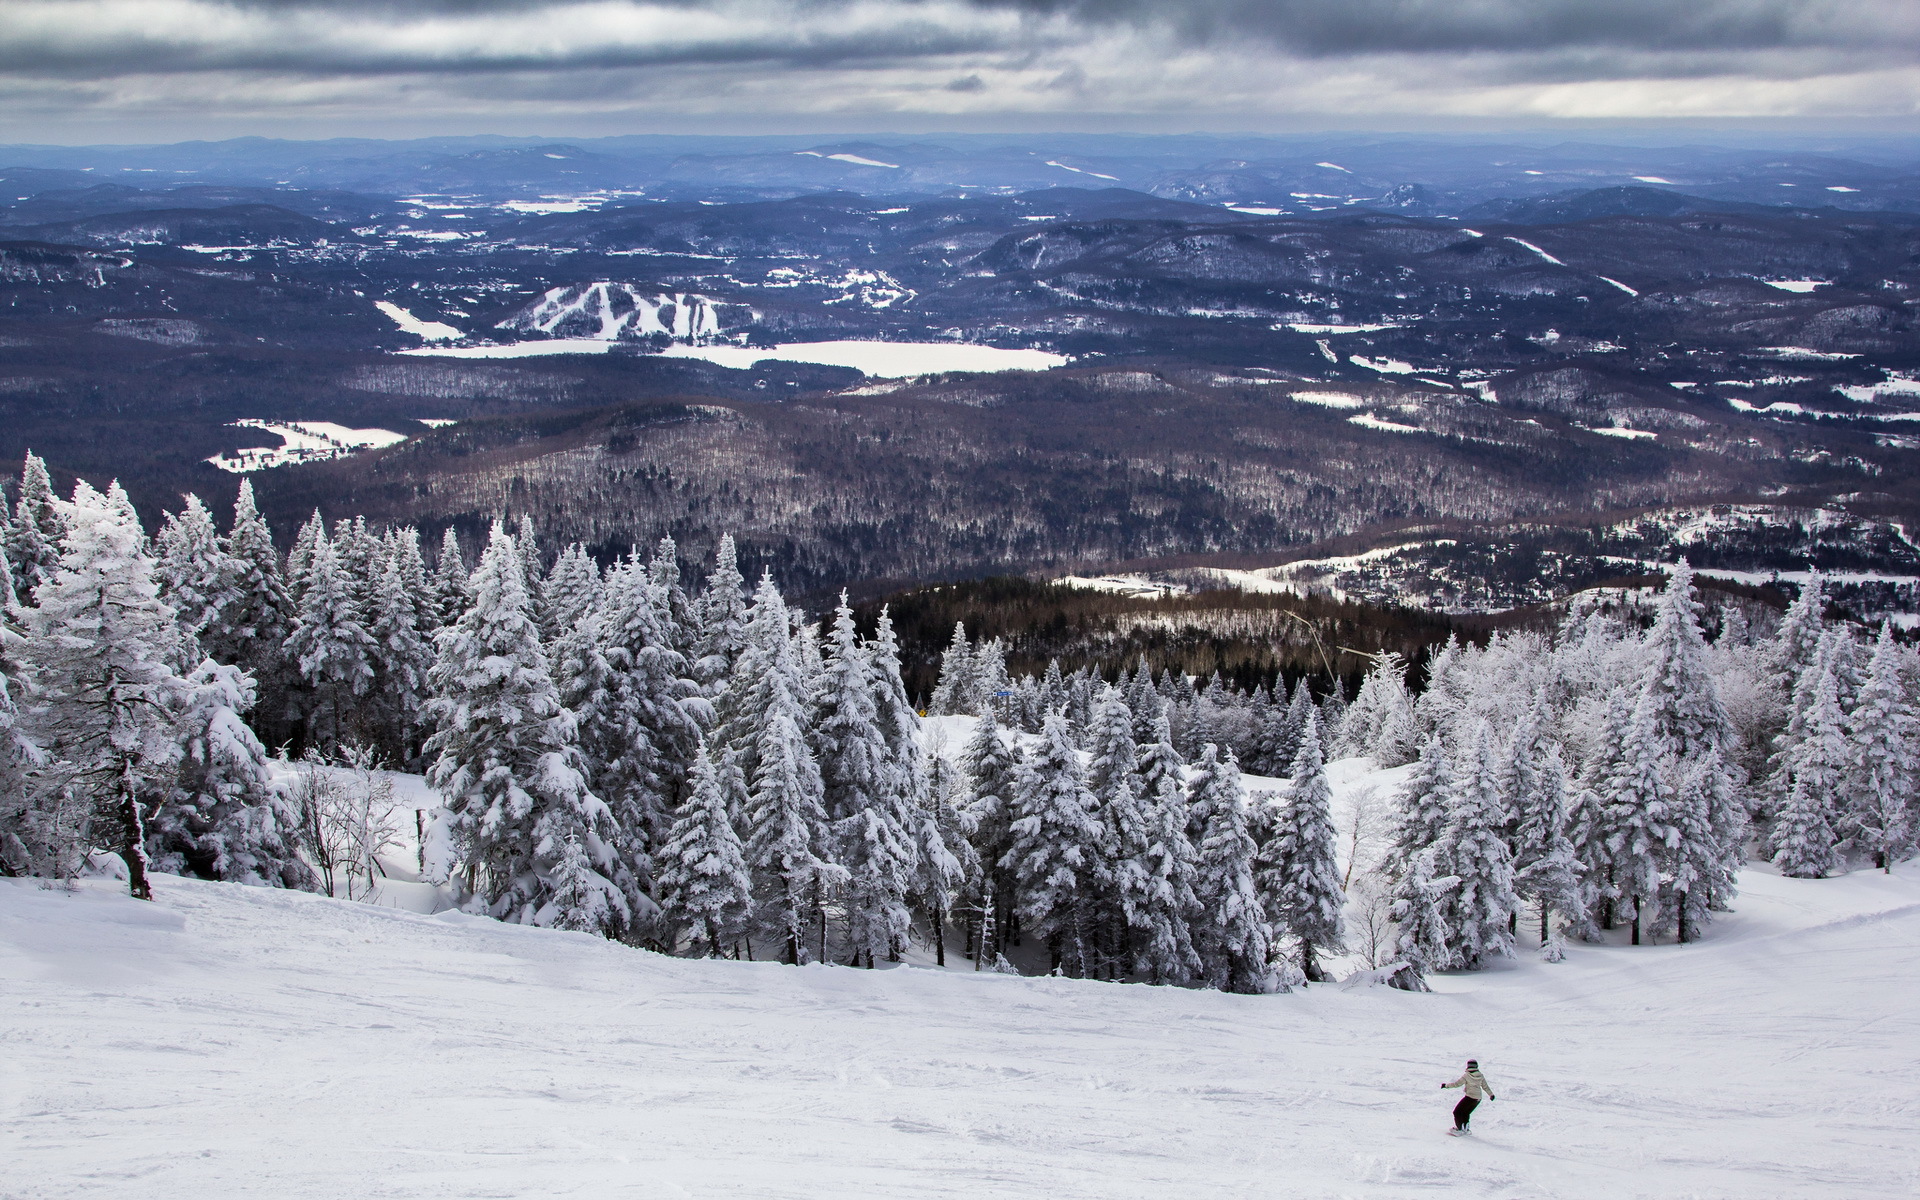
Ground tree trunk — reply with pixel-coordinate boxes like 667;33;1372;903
1301;941;1323;983
1539;900;1550;947
1677;892;1692;944
1630;912;1641;946
116;767;153;902
933;899;947;967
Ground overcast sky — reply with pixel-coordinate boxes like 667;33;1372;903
3;0;1918;141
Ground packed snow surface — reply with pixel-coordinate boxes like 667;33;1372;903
6;851;1919;1198
373;302;462;342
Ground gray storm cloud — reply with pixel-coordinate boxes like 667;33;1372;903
0;0;1915;132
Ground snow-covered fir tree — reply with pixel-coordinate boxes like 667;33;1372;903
1843;623;1915;872
1437;722;1517;966
1256;712;1344;981
284;528;376;750
424;523;625;934
1004;712;1105;976
4;453;63;605
654;742;753;957
1188;744;1273;994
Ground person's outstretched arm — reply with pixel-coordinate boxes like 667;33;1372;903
1442;1074;1466;1089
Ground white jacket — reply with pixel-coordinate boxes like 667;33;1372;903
1444;1069;1494;1100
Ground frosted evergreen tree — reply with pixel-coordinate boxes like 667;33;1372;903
1638;562;1735;762
285;530;377;750
928;622;974;715
366;548;433;762
17;482;191;898
960;707;1022;954
430;527;470;627
208;480;293;733
424;523;624;934
1388;848;1455;989
1257;713;1345;981
596;557;708;851
1126;659;1167;745
5;452;63;604
1771;574;1826;691
1770;772;1840;879
1509;738;1583;945
693;534;748;690
1344;652;1416;764
149;660;313;889
0;555;33;875
540;544;603;644
913;741;978;965
813;597;915;965
515;514;545;607
1391;733;1456;862
973;637;1012;719
1004;712;1105;976
1084;683;1150;976
285;509;324;604
1846;623;1915;872
153;494;234;642
654;742;753;957
1130;714;1203;985
747;704;840;962
1605;697;1677;944
333;516;382;606
1415;637;1470;742
1437;722;1518;967
1769;650;1847;878
1188;744;1273;993
1663;749;1732;943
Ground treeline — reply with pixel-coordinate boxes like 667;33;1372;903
4;448;1909;994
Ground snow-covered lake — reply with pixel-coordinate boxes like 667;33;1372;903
399;339;1070;377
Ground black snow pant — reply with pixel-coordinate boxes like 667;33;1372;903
1453;1096;1480;1129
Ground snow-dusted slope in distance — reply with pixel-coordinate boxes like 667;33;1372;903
6;844;1919;1194
496;283;728;343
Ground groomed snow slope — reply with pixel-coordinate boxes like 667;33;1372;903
4;868;1918;1198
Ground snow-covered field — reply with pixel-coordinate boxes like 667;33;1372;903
6;848;1918;1195
401;338;1068;377
204;420;409;473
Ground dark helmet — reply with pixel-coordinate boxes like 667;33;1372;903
1466;1059;1479;1068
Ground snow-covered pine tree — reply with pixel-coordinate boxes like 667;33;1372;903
1769;649;1847;879
1638;561;1735;761
149;660;313;889
1387;847;1454;989
0;553;41;875
1126;658;1166;745
1771;573;1826;691
1188;744;1273;993
365;546;433;763
960;707;1022;956
4;452;63;604
654;741;753;957
1845;622;1916;872
1437;721;1518;967
515;514;545;607
540;544;603;645
914;738;978;965
430;527;470;626
1662;748;1732;944
1510;738;1584;946
284;527;377;750
1084;683;1150;977
928;622;974;716
18;482;192;898
285;509;324;605
647;535;699;655
973;637;1011;720
1343;652;1416;765
153;493;234;643
1004;712;1105;976
208;480;294;735
692;534;748;691
1391;733;1456;862
423;523;625;934
1130;711;1203;985
595;556;708;853
1605;695;1678;944
814;597;916;966
1256;712;1344;981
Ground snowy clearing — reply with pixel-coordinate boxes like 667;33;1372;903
1591;426;1658;440
373;302;462;342
1763;280;1828;293
5;861;1918;1198
1505;237;1565;266
204;420;408;473
1349;413;1423;434
1280;322;1403;334
1289;390;1369;409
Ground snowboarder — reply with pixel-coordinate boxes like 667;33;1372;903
1441;1059;1495;1135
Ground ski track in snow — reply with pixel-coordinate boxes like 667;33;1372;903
6;849;1919;1197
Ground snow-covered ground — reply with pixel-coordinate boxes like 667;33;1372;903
8;750;1919;1197
6;856;1917;1197
401;338;1068;377
205;420;410;473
